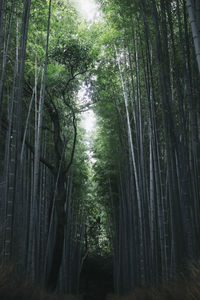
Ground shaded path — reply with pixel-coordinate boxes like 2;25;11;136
79;254;113;300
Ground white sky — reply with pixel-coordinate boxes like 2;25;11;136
72;0;101;22
82;109;96;133
72;0;99;157
78;84;96;134
78;86;97;164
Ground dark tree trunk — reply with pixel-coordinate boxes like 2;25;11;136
47;175;66;290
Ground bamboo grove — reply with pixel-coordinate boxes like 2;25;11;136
0;0;200;297
92;0;200;294
0;0;97;293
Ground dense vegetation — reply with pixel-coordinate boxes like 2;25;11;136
0;0;200;298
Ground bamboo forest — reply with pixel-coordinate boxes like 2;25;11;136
0;0;200;299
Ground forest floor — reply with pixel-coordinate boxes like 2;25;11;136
79;254;113;300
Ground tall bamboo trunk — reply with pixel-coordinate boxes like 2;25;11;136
186;0;200;72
